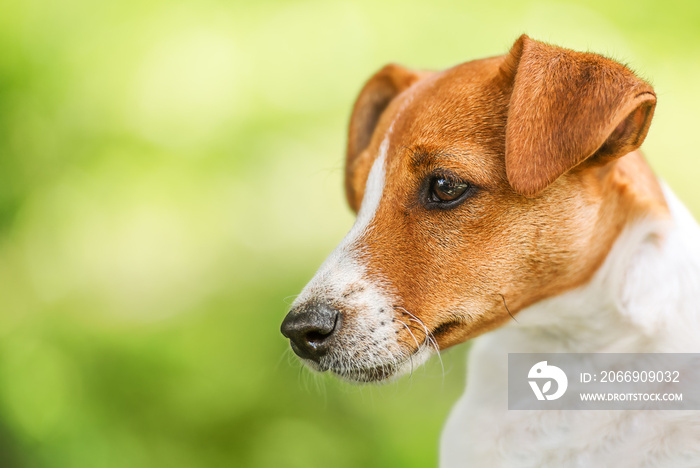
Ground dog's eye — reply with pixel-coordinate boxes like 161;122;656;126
431;178;470;202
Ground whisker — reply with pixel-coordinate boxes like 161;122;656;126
500;294;519;323
282;294;300;305
396;320;419;378
397;319;421;349
400;307;446;380
275;347;296;372
405;323;427;335
428;334;445;381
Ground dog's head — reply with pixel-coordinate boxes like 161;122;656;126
281;35;660;382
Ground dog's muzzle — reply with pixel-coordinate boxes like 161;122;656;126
280;300;340;362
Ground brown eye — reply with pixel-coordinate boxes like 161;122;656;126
431;178;470;202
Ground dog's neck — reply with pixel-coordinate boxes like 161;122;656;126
444;183;700;468
500;160;700;354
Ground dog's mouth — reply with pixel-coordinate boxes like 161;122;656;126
303;358;399;383
334;363;398;383
304;341;434;384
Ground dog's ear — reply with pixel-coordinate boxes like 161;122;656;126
502;35;656;198
345;64;425;212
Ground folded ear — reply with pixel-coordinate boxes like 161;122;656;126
345;64;425;211
503;35;656;197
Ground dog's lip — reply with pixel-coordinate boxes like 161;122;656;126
319;336;438;383
298;333;435;383
301;354;400;382
332;362;398;383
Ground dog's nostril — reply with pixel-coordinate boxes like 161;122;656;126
306;330;331;344
280;302;340;362
305;315;338;345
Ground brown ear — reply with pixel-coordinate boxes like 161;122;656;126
503;35;657;197
345;64;424;211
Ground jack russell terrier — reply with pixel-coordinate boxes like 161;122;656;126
281;35;700;466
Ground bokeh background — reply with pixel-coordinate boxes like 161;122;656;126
0;0;698;466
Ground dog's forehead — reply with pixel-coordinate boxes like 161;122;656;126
384;56;510;175
393;58;507;145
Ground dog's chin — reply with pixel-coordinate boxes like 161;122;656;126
301;348;433;384
300;359;396;383
334;364;400;383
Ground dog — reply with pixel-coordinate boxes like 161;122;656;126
281;35;700;466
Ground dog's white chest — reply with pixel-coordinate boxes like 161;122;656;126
440;335;700;468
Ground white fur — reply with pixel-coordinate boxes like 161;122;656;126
440;185;700;467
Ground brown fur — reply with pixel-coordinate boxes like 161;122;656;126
344;35;668;351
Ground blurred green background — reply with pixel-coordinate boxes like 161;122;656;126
0;0;698;466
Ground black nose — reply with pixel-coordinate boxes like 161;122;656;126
281;301;340;362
